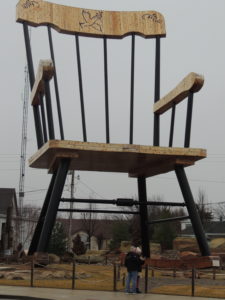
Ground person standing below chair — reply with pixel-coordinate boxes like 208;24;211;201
135;247;145;293
124;246;139;294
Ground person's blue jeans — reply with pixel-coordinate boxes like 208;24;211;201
125;271;138;293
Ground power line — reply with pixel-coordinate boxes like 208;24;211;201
157;176;225;184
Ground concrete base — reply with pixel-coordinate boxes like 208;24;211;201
0;286;222;300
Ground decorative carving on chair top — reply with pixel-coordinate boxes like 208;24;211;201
142;13;162;24
79;10;103;32
22;0;40;9
16;0;166;37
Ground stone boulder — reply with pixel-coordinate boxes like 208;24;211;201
120;241;131;253
74;254;105;264
4;270;30;280
85;250;109;256
150;243;161;255
49;254;60;264
173;237;199;252
180;251;198;259
120;241;161;255
210;238;225;252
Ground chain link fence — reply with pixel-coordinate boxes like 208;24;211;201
0;259;225;297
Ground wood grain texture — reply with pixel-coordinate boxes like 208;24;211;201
16;0;166;38
153;72;204;114
28;140;206;178
31;59;54;105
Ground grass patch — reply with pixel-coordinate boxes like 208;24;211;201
0;264;126;292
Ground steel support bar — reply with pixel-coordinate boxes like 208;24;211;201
129;34;135;145
37;159;70;252
44;80;55;139
184;92;194;147
103;37;110;143
175;165;210;256
47;26;64;140
39;94;48;142
75;35;87;142
28;172;57;255
23;24;34;87
148;215;189;225
61;198;186;207
146;201;186;207
138;177;150;258
58;209;139;214
23;23;44;149
153;37;161;146
169;104;176;147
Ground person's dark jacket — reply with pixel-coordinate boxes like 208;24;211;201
137;256;145;272
124;251;140;272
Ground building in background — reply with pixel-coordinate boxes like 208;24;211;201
0;188;19;255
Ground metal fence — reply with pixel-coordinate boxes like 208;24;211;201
0;260;225;297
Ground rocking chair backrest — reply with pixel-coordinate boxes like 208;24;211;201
17;0;198;151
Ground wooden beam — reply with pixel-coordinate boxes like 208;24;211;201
129;158;195;178
153;72;204;114
16;0;166;38
28;140;206;177
30;60;54;106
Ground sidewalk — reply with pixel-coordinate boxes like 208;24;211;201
0;286;222;300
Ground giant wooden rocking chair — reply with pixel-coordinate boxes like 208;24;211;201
16;0;210;257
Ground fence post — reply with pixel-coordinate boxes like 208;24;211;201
151;268;154;278
213;267;216;280
173;268;176;278
191;268;195;297
122;273;125;287
117;264;121;281
144;264;148;294
72;259;76;290
113;263;117;291
31;256;34;287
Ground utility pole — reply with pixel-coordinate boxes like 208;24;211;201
19;64;29;244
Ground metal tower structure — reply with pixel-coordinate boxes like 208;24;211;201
18;64;30;243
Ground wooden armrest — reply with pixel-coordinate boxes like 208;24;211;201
153;72;204;114
31;59;54;105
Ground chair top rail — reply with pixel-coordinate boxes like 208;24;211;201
16;0;166;38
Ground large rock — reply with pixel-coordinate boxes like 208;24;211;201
180;251;198;259
173;237;199;252
74;254;105;264
49;254;60;264
85;250;108;256
120;241;161;255
120;241;131;253
4;270;30;280
210;238;225;252
150;243;161;255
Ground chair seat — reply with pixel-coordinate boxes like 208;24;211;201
28;140;206;178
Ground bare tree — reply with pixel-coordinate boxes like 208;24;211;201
20;205;40;249
213;203;225;222
80;203;99;249
196;189;213;226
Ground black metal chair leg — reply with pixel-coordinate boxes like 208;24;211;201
175;165;210;256
28;171;57;255
137;177;150;258
37;159;70;252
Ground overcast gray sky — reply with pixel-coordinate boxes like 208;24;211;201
1;0;225;214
